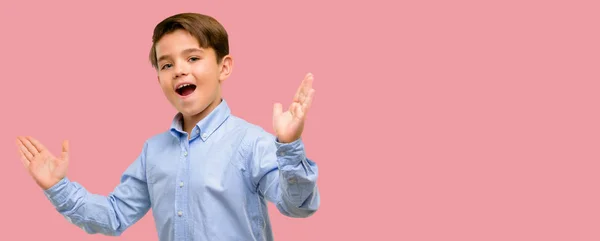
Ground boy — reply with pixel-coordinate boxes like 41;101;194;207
16;12;319;241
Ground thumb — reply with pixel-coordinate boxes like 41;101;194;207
60;140;69;161
273;103;283;119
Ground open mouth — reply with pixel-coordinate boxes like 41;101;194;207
176;84;197;97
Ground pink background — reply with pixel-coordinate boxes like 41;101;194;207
1;0;599;240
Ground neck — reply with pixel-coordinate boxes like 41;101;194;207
182;98;222;138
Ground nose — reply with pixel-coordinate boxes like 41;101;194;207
174;61;189;78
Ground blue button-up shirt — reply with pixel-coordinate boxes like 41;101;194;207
43;99;320;241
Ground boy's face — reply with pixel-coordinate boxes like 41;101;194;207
154;29;231;118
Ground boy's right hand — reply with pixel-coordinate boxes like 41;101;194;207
16;136;69;190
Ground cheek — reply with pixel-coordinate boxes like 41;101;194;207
159;84;174;97
194;67;220;84
193;61;220;76
157;77;172;92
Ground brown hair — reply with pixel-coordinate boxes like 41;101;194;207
149;13;229;69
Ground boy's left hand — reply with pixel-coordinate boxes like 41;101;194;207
273;73;315;143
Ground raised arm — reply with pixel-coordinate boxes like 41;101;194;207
17;136;151;236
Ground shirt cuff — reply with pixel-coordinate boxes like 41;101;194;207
43;177;73;207
275;137;306;165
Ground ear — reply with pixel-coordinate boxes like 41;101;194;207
218;55;233;83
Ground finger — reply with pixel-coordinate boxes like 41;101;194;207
294;102;305;120
19;143;34;162
17;137;36;160
294;73;312;102
299;73;314;104
26;136;47;153
293;78;306;102
301;73;314;97
287;102;297;117
60;140;69;161
16;140;30;167
302;89;316;116
19;150;30;168
298;93;305;104
289;102;300;118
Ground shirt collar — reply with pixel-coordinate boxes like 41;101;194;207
169;99;231;141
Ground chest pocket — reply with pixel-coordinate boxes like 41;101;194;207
146;161;178;184
145;156;179;205
200;151;244;190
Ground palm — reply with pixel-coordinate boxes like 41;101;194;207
273;73;316;143
29;152;68;189
17;137;69;190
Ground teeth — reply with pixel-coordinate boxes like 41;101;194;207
177;84;191;90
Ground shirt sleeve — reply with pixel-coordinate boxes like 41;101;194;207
42;142;152;236
250;131;320;218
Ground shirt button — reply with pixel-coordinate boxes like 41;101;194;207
202;133;208;139
278;151;285;156
183;151;188;156
179;182;184;187
288;177;297;184
177;211;183;216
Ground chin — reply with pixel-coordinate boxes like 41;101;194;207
171;92;219;118
178;103;208;116
178;108;201;117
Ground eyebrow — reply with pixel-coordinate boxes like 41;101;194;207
157;48;204;63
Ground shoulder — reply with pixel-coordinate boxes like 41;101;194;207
221;115;276;160
228;115;275;144
140;130;177;155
